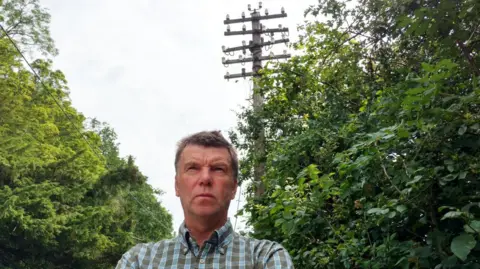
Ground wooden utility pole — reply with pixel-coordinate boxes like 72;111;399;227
222;3;290;198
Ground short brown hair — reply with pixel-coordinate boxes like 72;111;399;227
174;130;238;180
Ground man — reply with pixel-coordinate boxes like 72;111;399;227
115;130;294;268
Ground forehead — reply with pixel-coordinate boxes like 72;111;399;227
179;145;231;164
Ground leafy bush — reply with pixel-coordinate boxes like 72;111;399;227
231;0;480;267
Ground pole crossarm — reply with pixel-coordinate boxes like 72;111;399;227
223;54;291;65
224;13;287;24
224;71;255;79
224;57;254;65
261;38;290;47
223;38;289;53
224;27;289;36
224;67;288;79
224;44;249;53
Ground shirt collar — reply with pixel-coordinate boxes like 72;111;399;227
178;218;234;251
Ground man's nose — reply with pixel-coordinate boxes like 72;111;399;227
198;167;212;185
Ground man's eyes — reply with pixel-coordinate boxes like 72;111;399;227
185;165;226;172
213;167;226;172
186;165;199;171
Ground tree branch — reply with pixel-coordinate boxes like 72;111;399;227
5;1;28;35
381;162;402;195
429;184;439;227
456;40;480;77
5;20;24;35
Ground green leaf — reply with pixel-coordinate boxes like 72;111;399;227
397;128;409;138
274;218;285;227
282;220;295;234
447;165;454;172
438;206;456;212
458;125;467;135
471;123;480;131
298;177;306;186
459;171;467;180
406;87;425;95
421;62;435;72
450;233;476;261
414;246;432;257
442;173;458;182
396;205;407;213
434;166;444;173
441;255;458;267
402;95;423;106
464;220;480;234
441;211;464;220
270;204;282;215
415;22;429;36
438;59;458;70
367;208;389;215
419;215;427;224
307;164;320;181
397;15;412;28
283;210;293;220
442;95;457;103
407;175;422;185
395;257;409;269
319;174;334;190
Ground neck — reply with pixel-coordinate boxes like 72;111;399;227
184;214;227;247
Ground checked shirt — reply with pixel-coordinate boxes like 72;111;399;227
115;219;294;268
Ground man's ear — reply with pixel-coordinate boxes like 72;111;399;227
230;180;238;200
175;175;180;197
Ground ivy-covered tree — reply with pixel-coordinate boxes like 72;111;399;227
231;0;480;268
0;1;173;268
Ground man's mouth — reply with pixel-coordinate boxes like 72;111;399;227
197;193;214;198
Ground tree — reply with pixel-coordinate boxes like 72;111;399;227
0;1;173;268
231;0;480;267
0;0;58;56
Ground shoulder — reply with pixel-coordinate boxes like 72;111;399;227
115;238;179;268
127;237;178;256
234;233;285;253
234;233;294;268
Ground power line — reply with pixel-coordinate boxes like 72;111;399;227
0;23;103;160
128;193;172;233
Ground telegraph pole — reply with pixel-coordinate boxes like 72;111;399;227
222;3;290;198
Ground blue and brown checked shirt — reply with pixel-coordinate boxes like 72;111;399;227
115;219;294;268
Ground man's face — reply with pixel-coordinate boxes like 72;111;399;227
175;145;237;219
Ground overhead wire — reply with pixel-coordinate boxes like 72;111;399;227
0;23;103;160
128;193;172;232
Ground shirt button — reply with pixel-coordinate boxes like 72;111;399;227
200;259;205;263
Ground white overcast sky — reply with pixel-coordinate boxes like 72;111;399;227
40;0;318;233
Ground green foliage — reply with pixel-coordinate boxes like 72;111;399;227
0;0;58;56
232;0;480;268
0;1;173;268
